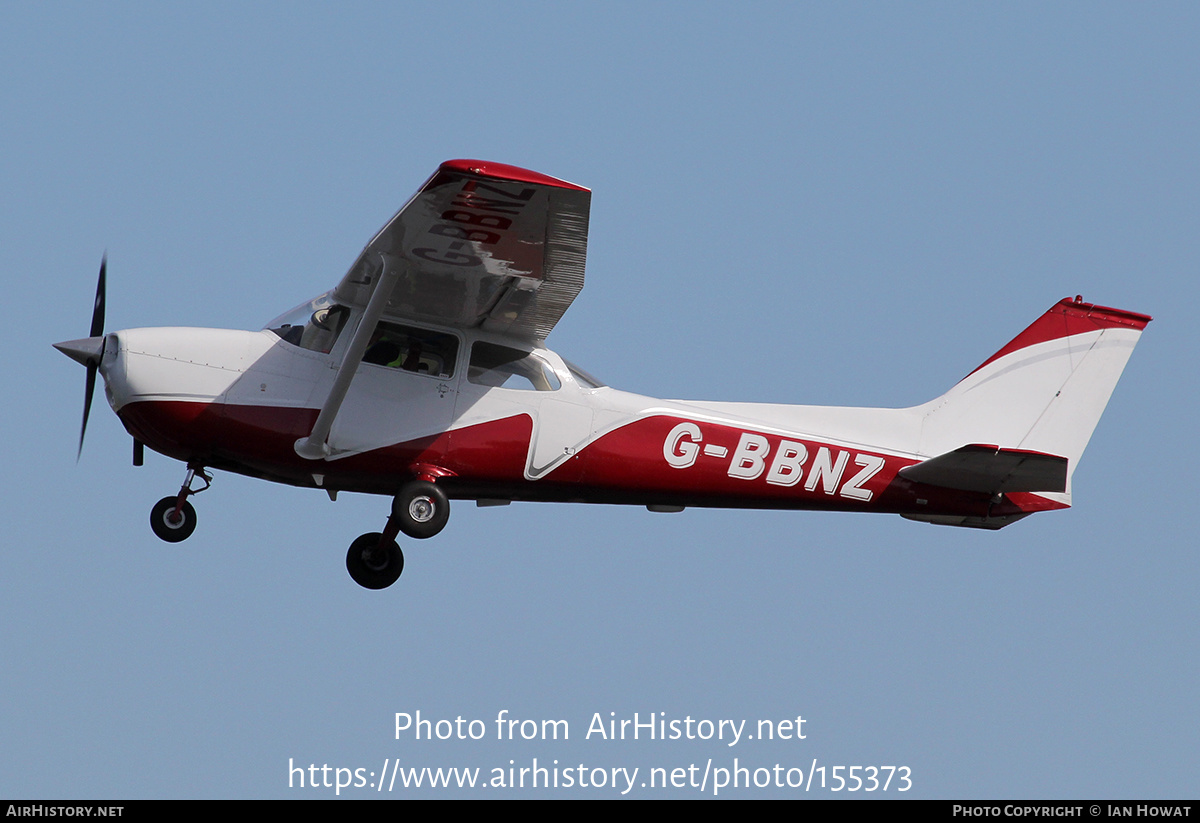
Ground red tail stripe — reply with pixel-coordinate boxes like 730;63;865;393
969;297;1151;377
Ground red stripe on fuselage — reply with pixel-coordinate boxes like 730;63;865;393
118;400;1059;520
119;400;530;495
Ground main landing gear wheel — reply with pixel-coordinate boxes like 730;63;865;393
393;480;449;540
150;496;197;543
346;533;405;590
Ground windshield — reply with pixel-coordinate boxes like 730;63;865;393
265;293;350;354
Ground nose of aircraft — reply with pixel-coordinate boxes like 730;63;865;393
53;333;113;459
58;256;113;458
53;335;106;368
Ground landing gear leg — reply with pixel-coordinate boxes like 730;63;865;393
346;480;448;588
150;465;211;543
346;514;405;590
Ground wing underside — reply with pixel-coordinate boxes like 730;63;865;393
297;160;590;460
331;159;591;341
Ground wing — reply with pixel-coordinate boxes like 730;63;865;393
296;160;588;460
331;159;591;341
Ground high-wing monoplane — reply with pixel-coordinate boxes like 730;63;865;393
55;160;1151;588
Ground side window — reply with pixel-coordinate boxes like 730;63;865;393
468;342;561;391
363;321;459;378
563;358;606;389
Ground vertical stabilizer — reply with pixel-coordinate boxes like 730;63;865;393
914;297;1150;501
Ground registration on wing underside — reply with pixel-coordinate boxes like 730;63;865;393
332;162;591;340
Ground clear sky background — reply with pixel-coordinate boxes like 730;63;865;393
2;2;1196;799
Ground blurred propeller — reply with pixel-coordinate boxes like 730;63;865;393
53;255;107;459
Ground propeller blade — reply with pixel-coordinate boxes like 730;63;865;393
80;363;97;460
91;255;106;338
76;255;107;460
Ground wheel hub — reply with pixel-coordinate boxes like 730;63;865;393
362;547;389;571
408;496;435;523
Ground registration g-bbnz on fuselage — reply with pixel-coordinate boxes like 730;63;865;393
54;160;1151;589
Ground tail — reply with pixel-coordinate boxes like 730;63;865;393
911;296;1150;507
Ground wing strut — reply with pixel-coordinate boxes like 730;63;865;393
295;254;400;460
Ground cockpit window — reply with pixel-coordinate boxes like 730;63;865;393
266;294;350;354
468;342;561;391
363;320;459;378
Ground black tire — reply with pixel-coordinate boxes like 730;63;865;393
346;532;404;589
393;481;449;540
150;496;197;543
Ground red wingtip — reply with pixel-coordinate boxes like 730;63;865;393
440;159;589;192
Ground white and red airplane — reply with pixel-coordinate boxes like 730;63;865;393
55;160;1151;589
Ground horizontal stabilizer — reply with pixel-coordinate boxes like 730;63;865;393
899;444;1068;494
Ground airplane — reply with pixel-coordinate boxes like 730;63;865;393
54;159;1151;589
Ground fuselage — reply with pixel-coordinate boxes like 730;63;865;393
93;307;1047;525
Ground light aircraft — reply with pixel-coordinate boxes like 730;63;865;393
55;160;1151;589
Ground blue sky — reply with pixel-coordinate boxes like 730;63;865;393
3;2;1196;798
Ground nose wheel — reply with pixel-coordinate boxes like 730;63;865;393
150;496;197;542
149;465;210;543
